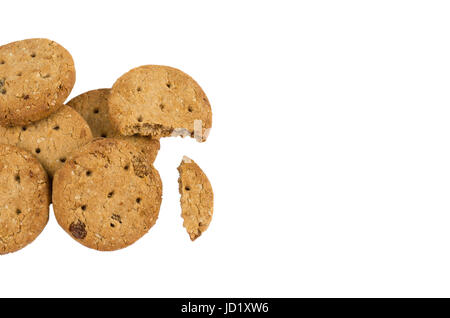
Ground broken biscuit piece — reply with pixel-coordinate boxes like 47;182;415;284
177;156;214;241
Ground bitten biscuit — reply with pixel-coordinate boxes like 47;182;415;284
0;38;75;126
67;88;160;163
0;105;93;176
109;65;212;142
0;144;50;255
52;138;163;251
178;156;213;241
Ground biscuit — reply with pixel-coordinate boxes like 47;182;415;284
0;144;50;254
67;88;160;163
52;138;162;251
0;105;93;176
0;38;75;126
109;65;212;142
178;156;213;241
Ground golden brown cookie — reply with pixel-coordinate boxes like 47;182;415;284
0;105;93;176
178;156;213;241
0;144;50;255
0;38;75;126
67;88;160;163
52;138;162;251
109;65;212;142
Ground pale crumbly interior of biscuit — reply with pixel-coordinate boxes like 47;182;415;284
121;122;210;143
178;156;214;241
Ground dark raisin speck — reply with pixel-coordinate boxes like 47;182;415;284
69;220;87;239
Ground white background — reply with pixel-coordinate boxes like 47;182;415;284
1;0;450;297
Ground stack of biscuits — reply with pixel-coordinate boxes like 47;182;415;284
0;38;214;254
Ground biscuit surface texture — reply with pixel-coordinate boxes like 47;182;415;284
0;144;50;254
52;138;162;251
178;156;213;240
67;88;160;163
0;105;93;176
0;38;75;126
109;65;212;142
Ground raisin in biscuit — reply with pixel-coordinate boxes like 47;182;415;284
0;38;75;126
67;88;160;163
52;138;162;251
0;144;50;254
0;105;93;176
178;156;213;241
109;65;212;142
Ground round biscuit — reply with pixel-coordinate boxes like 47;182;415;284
0;38;75;126
0;144;50;254
52;138;162;251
